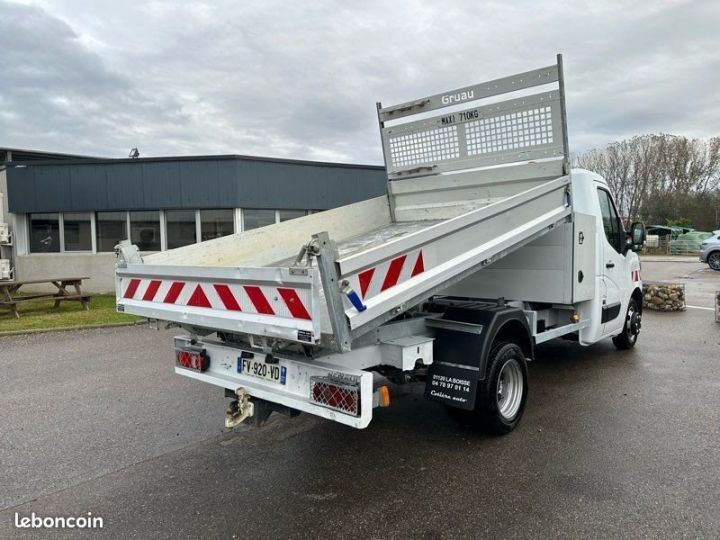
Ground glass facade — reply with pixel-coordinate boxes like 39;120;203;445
278;210;306;222
129;211;161;251
200;209;234;241
166;210;197;249
28;207;314;254
243;209;276;231
29;213;60;253
96;212;128;252
63;212;92;251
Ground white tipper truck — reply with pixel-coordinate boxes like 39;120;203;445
115;55;646;434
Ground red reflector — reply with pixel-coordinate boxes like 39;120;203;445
176;349;210;372
310;377;360;416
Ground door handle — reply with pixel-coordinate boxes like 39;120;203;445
606;262;615;268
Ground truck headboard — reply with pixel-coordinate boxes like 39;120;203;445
377;54;570;221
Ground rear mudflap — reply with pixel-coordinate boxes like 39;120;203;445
425;362;480;410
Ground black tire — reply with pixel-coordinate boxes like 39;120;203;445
612;297;641;350
708;251;720;271
475;341;528;435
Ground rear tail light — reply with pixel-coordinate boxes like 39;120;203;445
310;376;360;416
176;349;210;372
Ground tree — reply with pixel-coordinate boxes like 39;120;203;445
574;134;720;229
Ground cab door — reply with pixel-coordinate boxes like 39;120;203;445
596;187;626;337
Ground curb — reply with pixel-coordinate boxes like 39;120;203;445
640;257;699;263
0;320;148;337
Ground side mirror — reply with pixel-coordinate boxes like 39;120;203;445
627;222;646;253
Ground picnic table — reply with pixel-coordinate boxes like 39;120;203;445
0;277;93;318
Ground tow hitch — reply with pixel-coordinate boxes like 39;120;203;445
225;387;254;428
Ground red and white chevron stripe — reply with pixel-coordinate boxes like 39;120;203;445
121;278;311;320
349;248;426;301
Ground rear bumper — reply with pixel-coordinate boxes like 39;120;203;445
173;336;373;429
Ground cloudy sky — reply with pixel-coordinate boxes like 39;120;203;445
1;0;718;163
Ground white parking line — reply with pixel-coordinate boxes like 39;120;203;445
686;305;714;311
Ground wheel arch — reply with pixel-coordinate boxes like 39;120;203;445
631;286;643;314
491;318;534;361
424;304;532;412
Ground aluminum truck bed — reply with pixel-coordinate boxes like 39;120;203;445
116;58;572;352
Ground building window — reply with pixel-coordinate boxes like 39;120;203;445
200;209;234;241
29;213;60;253
130;211;161;251
166;209;197;249
243;209;276;231
63;212;92;251
96;212;128;252
278;210;306;222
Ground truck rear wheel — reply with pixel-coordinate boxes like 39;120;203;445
476;341;528;435
612;297;641;350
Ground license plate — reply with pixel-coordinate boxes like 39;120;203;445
237;357;286;385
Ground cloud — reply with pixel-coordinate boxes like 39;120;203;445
0;1;191;156
0;0;718;162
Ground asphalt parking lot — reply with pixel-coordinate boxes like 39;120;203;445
1;260;719;539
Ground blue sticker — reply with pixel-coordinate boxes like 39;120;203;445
280;366;287;385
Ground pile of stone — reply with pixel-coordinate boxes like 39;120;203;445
642;281;686;312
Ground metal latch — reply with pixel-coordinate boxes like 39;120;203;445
290;240;320;274
390;165;437;178
383;98;431;116
114;239;143;265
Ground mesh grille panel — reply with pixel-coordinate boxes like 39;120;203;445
465;106;553;155
389;125;459;168
382;92;562;176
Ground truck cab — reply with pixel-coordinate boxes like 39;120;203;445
576;170;643;347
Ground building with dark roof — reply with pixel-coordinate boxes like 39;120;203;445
1;151;387;292
0;147;100;163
